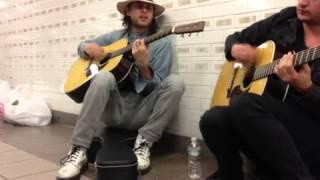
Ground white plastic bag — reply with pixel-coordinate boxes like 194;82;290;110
4;87;52;126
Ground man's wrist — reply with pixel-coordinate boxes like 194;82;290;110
135;62;149;67
295;83;313;94
138;65;153;80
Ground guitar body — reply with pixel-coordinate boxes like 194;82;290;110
211;40;276;107
63;39;133;103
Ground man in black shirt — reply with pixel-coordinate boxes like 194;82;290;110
200;0;320;180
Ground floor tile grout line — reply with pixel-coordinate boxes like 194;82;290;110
0;124;95;179
2;160;59;180
0;139;67;169
0;141;17;154
0;141;60;180
0;149;17;154
0;174;8;180
0;156;40;167
10;168;60;180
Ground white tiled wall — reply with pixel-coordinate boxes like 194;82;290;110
0;0;296;138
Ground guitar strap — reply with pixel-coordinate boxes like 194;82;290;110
118;74;135;92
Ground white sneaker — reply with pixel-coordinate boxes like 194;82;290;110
56;146;88;180
134;134;153;174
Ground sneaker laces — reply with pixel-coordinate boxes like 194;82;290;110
60;147;83;165
134;142;150;160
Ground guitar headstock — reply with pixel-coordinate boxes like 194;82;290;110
143;21;205;44
172;21;205;35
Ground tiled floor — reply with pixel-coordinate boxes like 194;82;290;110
0;122;217;180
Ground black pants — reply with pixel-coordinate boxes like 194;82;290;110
200;93;320;180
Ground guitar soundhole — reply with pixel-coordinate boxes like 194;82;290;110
243;67;255;88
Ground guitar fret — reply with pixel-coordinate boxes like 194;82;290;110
312;47;316;60
260;66;264;78
258;66;262;78
294;52;299;66
258;68;263;79
316;47;320;60
253;67;260;80
254;64;268;80
264;65;268;77
305;49;310;64
300;50;304;65
265;64;270;78
295;51;304;65
262;66;266;78
267;63;273;75
263;65;268;77
258;66;263;79
302;50;306;64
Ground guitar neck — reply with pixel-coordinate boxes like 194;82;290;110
107;28;173;59
253;46;320;80
96;21;205;63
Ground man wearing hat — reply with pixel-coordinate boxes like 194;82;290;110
56;0;184;179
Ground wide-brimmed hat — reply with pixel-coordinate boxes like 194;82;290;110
117;0;165;17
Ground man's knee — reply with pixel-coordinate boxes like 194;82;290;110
229;93;269;130
229;93;262;115
199;107;229;135
199;110;213;133
162;75;185;95
91;72;116;89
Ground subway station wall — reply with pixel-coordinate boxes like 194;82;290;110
0;0;296;138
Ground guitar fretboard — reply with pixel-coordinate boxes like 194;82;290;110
104;27;173;60
253;46;320;80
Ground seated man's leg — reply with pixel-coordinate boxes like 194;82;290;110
229;92;314;180
57;72;119;180
200;107;244;180
125;75;184;173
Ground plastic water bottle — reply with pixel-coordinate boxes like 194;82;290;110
187;137;202;179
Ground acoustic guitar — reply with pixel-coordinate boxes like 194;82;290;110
63;21;205;103
211;40;320;107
